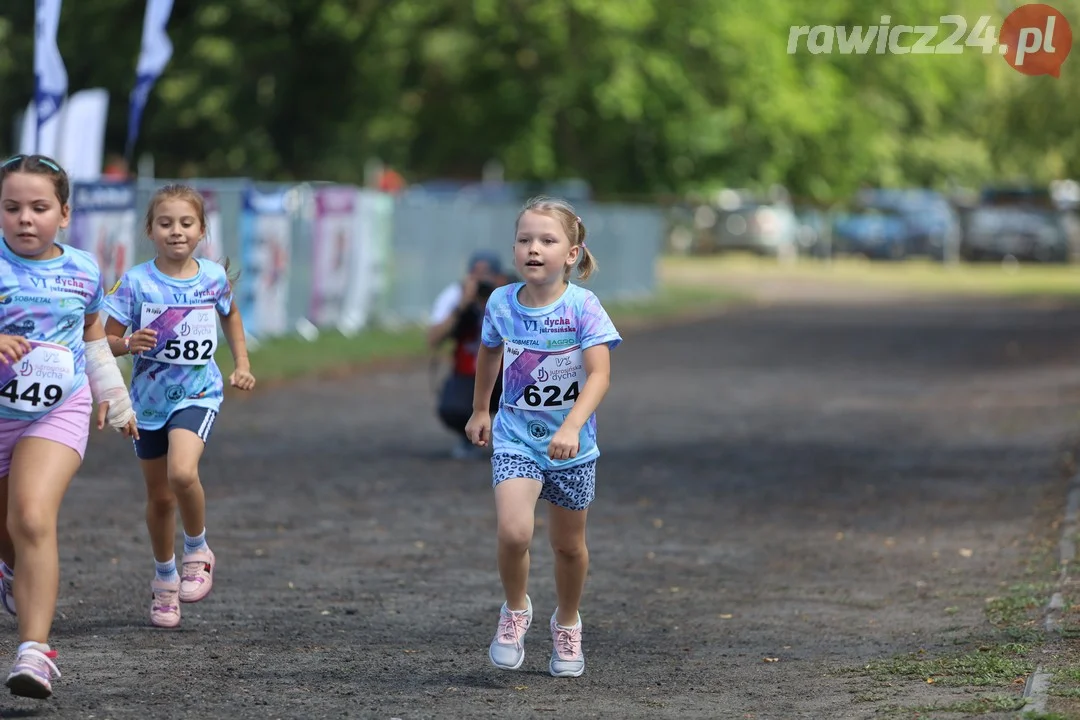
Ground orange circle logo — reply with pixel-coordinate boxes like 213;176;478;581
1000;3;1072;77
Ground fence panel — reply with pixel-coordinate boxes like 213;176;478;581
68;179;665;338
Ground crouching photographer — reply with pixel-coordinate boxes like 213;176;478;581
428;252;509;459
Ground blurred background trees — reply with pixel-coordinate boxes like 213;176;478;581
0;0;1076;203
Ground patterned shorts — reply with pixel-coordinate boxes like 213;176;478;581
491;453;596;511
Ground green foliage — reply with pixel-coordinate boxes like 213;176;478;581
1;0;1077;200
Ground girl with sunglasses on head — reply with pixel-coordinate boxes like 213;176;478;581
0;154;138;699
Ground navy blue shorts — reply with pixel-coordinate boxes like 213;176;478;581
132;406;218;460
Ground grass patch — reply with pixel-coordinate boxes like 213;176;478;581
865;644;1033;688
661;254;1080;299
985;583;1054;643
603;284;746;325
1042;623;1080;717
849;552;1060;716
218;326;427;383
211;282;745;384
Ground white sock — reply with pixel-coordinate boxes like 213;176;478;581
155;556;178;582
183;529;207;555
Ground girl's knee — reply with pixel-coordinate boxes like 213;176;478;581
6;509;54;546
496;522;533;554
550;537;588;560
167;467;201;493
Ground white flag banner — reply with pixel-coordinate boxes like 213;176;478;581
34;0;67;152
56;89;110;181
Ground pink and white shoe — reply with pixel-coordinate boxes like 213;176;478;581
179;547;215;603
150;578;181;628
488;595;533;670
549;611;585;677
6;644;59;699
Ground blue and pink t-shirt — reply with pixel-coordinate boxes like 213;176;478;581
0;240;103;420
481;282;621;469
104;259;232;430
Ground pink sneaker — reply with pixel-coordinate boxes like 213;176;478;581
6;644;59;699
150;578;181;628
179;547;215;603
549;612;585;677
0;561;15;616
488;596;533;670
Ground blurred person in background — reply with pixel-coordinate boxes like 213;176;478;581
428;251;508;459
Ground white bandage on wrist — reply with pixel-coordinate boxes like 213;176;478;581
84;338;135;429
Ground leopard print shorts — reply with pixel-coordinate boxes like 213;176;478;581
491;453;596;510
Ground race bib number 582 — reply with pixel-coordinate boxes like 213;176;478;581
502;341;585;411
140;303;219;365
0;341;74;412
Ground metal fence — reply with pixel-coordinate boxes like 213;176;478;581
69;178;663;339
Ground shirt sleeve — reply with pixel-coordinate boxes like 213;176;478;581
577;291;622;351
86;269;105;315
480;289;505;348
102;275;134;328
215;266;233;315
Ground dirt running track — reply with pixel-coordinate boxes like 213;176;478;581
6;296;1080;719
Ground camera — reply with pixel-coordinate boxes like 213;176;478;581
476;279;496;299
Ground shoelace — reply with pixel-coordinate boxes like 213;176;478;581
497;610;529;644
17;648;60;680
152;587;179;613
553;624;582;659
181;560;208;582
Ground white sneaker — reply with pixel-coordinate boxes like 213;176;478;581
549;611;585;677
489;596;533;670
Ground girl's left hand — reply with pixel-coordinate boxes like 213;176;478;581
547;425;580;461
95;402;140;439
230;369;256;391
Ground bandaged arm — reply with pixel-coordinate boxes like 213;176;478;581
84;338;135;429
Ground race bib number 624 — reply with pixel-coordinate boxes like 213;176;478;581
503;342;585;411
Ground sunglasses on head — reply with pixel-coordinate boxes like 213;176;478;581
0;155;61;173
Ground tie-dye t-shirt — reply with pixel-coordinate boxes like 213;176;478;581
481;282;621;469
103;259;232;430
0;240;103;420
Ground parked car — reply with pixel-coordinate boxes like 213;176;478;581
832;189;959;260
702;188;800;259
959;187;1070;263
831;206;912;260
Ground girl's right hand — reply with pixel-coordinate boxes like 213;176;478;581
465;411;492;447
125;328;158;354
0;335;31;364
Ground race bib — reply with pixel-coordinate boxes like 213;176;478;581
502;341;585;411
140;303;219;365
0;341;75;413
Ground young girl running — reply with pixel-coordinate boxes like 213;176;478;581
0;154;138;699
103;184;255;628
465;196;621;678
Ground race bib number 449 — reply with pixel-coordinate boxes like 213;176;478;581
0;341;74;412
502;341;585;411
140;303;219;365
